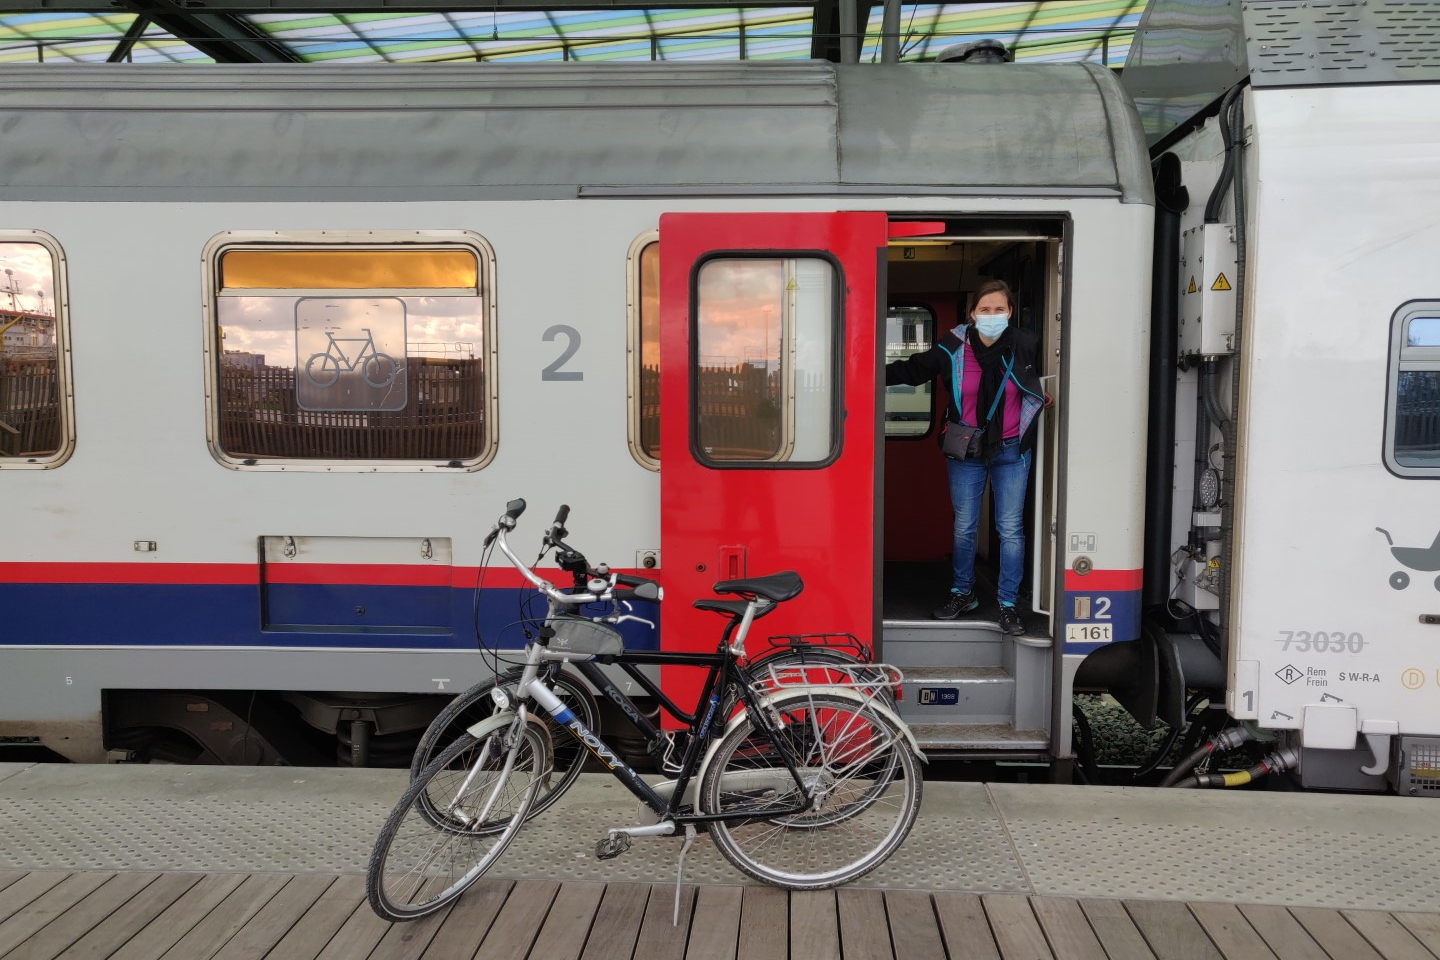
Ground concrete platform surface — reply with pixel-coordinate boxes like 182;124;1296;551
0;763;1437;911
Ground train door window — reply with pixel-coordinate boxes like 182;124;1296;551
627;233;660;469
693;256;838;465
1386;303;1440;477
884;305;935;438
204;232;497;470
0;232;71;469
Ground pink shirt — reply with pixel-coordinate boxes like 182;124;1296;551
957;340;1021;439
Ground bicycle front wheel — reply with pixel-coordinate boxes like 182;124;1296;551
701;693;922;890
367;723;548;921
411;668;596;820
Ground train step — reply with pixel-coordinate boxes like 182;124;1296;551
896;666;1016;724
885;619;1052;734
908;722;1050;753
881;620;1008;667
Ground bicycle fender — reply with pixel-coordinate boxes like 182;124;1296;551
464;710;556;768
746;685;924;760
465;709;517;740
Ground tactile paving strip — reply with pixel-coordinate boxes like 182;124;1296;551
0;765;1027;892
989;783;1440;911
2;764;1438;909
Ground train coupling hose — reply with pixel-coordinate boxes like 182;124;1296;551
1160;726;1255;787
1184;745;1300;789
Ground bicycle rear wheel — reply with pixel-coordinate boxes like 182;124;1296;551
701;692;921;890
411;668;596;819
367;723;548;921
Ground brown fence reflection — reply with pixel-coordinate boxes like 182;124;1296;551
696;364;781;460
639;364;660;458
1397;371;1440;459
0;358;60;457
641;364;831;462
219;357;485;460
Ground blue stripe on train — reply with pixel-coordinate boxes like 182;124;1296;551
1060;588;1141;654
0;583;660;651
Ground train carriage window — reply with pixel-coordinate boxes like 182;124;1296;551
0;233;71;468
206;234;497;469
884;305;935;438
627;234;660;469
693;256;838;465
1387;304;1440;478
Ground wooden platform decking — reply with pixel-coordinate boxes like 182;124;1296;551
0;871;1436;960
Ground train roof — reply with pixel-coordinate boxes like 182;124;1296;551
0;61;1152;205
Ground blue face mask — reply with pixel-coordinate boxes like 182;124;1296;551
973;314;1009;339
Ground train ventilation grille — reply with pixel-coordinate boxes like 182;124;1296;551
1247;0;1440;85
1394;736;1440;798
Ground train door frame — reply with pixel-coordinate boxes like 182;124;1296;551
880;216;1067;635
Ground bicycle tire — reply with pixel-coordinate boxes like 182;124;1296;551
304;352;340;387
411;668;597;820
701;692;921;890
363;352;399;388
367;724;547;922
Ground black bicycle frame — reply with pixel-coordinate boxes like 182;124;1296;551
535;646;812;826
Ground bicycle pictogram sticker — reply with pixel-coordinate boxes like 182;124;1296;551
305;327;400;389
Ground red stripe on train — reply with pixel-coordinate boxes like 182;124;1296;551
1062;569;1143;591
0;562;614;589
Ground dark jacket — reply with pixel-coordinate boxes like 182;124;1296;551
885;324;1047;454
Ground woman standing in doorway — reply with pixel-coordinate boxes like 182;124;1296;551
885;279;1050;634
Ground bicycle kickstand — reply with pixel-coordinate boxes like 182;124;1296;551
673;824;697;926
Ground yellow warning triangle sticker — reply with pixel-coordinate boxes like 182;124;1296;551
1211;273;1232;291
1187;276;1197;294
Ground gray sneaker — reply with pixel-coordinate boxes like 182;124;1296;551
934;591;979;620
997;604;1025;636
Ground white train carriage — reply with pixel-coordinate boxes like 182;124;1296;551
1116;0;1440;792
0;0;1437;794
0;60;1152;766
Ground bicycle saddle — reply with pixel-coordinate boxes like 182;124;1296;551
692;598;781;620
711;571;804;602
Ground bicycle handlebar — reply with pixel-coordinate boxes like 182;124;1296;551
489;501;663;608
614;582;661;603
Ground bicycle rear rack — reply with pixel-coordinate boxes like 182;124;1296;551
755;661;903;709
759;632;873;662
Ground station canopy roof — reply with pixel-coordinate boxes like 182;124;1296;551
0;0;1144;65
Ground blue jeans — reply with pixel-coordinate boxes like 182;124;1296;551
946;438;1030;605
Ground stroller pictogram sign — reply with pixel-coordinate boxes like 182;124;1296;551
1376;527;1440;592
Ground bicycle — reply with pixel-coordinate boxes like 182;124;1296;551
366;499;923;922
408;547;894;819
304;327;400;388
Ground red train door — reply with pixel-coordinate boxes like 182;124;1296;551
657;212;891;703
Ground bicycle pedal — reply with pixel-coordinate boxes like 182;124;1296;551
595;832;632;861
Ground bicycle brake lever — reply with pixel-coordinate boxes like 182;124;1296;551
607;614;656;630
